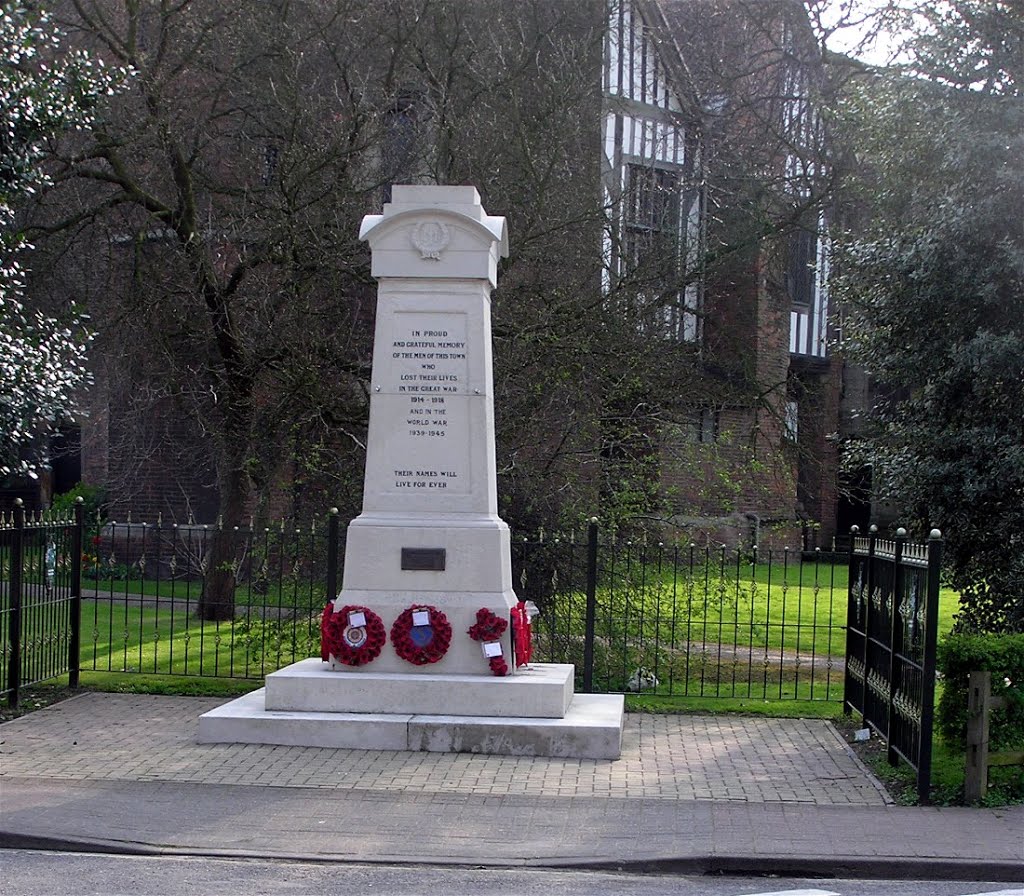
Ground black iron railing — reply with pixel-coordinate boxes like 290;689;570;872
5;507;926;713
75;510;342;683
520;524;847;702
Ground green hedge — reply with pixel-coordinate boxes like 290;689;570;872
936;633;1024;752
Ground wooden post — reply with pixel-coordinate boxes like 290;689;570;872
965;670;992;803
964;669;1021;803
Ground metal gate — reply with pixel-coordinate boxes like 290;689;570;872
1;500;83;705
844;526;943;802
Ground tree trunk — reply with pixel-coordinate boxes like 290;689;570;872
198;462;250;621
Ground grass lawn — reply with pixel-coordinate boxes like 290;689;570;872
599;556;960;647
71;555;961;702
625;692;846;720
79;598;319;680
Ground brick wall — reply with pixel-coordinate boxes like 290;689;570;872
660;228;803;548
792;359;843;549
78;365;220;523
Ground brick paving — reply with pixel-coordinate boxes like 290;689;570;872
0;693;889;805
0;693;1021;879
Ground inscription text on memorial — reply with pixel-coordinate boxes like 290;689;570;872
382;310;471;495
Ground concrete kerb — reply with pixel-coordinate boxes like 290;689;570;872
587;856;1024;884
0;831;1021;883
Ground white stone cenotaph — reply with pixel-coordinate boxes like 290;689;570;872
199;186;624;758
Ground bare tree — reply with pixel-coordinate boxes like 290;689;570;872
27;0;868;618
35;0;395;616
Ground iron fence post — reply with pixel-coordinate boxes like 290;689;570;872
860;524;878;726
326;508;340;605
917;528;943;804
582;518;598;693
68;498;84;689
6;500;24;708
886;528;907;766
843;524;860;714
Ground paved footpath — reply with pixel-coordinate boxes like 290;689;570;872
0;694;1021;881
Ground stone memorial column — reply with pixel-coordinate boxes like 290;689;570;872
199;185;622;756
331;185;517;675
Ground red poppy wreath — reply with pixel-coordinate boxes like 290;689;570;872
390;604;452;665
321;603;387;667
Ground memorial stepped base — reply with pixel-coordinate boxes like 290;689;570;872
198;661;624;760
265;659;575;717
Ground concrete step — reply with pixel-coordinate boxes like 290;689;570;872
198;688;624;760
265;658;575;718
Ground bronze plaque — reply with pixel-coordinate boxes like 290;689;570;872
401;548;446;571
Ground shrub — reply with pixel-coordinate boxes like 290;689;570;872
936;632;1024;752
232;613;320;668
50;484;107;522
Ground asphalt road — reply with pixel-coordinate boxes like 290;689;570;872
0;851;1021;896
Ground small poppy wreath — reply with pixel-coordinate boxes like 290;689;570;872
467;607;510;676
321;603;387;667
390;604;452;665
510;601;533;668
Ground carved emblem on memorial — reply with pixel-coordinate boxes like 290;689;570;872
410;220;451;260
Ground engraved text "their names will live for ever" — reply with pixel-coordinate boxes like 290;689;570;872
393;470;460;489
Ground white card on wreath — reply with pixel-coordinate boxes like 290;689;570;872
348;611;367;627
412;609;430;627
483;641;503;658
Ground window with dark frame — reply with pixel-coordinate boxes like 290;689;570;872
624;163;681;274
786;226;817;308
623;162;699;341
678;408;718;444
